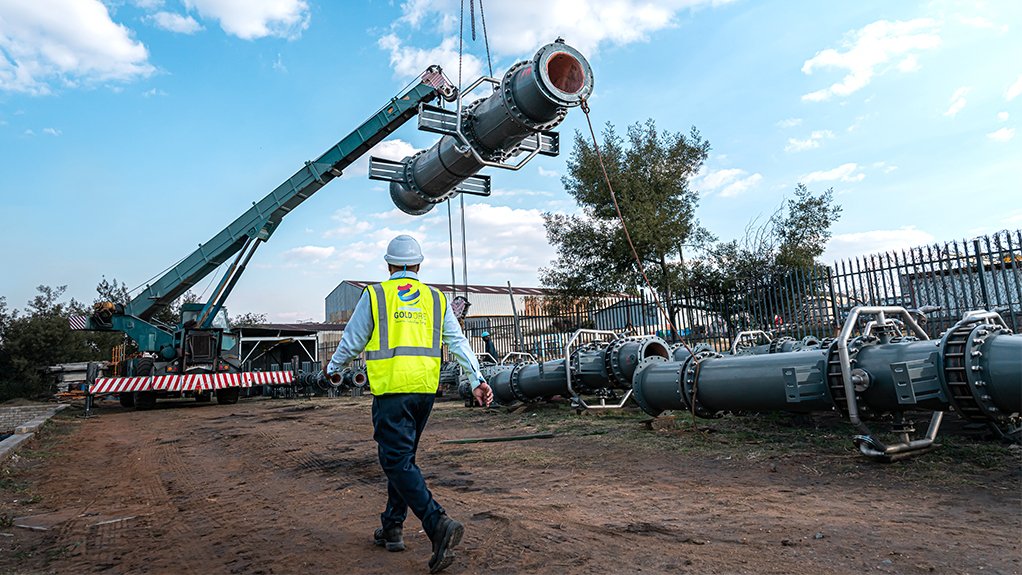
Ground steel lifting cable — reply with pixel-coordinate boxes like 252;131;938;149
447;202;458;290
454;0;495;298
478;0;494;77
578;98;704;430
460;194;469;296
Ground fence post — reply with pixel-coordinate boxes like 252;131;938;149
973;237;992;309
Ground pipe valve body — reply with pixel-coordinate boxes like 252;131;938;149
383;40;594;215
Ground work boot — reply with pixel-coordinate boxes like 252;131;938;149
427;514;464;574
374;525;405;552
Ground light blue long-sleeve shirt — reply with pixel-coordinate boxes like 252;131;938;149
327;271;485;389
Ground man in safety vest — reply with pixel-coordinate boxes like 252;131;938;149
326;234;493;574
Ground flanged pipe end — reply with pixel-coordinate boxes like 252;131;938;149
390;181;435;216
630;356;668;417
532;40;594;107
351;371;368;389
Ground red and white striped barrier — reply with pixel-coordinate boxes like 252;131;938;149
89;371;294;395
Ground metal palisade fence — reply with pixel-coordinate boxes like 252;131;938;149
468;230;1022;362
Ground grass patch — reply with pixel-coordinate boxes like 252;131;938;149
437;402;1021;482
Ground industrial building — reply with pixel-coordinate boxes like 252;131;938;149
236;322;346;371
325;280;557;323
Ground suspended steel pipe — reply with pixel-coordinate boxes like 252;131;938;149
370;39;594;215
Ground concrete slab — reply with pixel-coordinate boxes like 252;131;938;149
0;433;33;462
0;404;68;462
12;404;69;434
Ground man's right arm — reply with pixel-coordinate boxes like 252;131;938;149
327;291;373;375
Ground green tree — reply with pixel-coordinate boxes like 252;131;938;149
541;119;712;331
0;286;111;400
687;184;842;334
231;312;267;327
774;184;843;270
0;296;14;391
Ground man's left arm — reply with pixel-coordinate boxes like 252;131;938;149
440;301;492;406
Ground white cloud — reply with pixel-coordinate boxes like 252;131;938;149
801;18;940;102
801;163;865;184
382;0;732;78
142;87;168;97
1006;75;1022;102
134;0;165;9
490;188;555;198
537;166;559;178
311;201;559;287
846;114;868;132
378;34;483;82
776;118;802;128
943;86;970;117
784;129;834;152
822;227;935;263
871;161;898;174
390;0;727;57
341;138;419;181
697;167;743;190
148;11;203;34
987;127;1015;142
958;15;1008;33
696;167;763;197
323;207;373;239
284;245;336;261
0;0;154;94
183;0;309;40
42;127;61;136
997;111;1009;122
895;54;919;72
720;173;762;198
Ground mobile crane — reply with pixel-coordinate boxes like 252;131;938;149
71;39;595;409
71;68;461;409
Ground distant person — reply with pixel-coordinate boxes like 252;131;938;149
481;331;498;361
326;234;493;574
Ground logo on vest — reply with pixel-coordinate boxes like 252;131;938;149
397;283;421;305
394;283;428;325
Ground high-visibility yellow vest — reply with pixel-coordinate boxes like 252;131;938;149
364;278;446;395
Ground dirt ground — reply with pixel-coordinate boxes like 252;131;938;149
1;396;1019;575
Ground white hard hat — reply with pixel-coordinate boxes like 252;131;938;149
384;234;424;265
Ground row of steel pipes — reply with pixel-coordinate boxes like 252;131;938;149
463;309;1021;460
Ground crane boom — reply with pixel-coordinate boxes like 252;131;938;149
129;70;452;321
75;67;455;359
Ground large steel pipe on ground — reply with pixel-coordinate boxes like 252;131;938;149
490;359;568;405
489;337;669;405
390;40;594;215
631;321;1022;432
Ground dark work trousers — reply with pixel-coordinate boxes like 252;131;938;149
372;392;445;536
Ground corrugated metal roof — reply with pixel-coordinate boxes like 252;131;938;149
342;280;556;297
239;322;347;334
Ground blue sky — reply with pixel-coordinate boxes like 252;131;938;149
1;0;1020;322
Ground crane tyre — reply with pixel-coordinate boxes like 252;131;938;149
134;358;158;410
216;387;240;405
